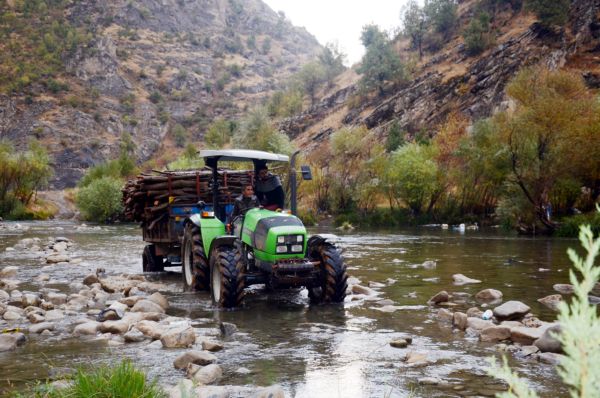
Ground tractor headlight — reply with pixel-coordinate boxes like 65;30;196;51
276;245;288;253
277;236;285;244
291;244;303;253
296;235;303;243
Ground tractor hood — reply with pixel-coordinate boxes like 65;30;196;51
241;209;307;260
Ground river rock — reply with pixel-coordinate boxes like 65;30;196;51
0;289;9;301
168;379;195;398
390;339;409;348
220;322;237;337
46;254;70;264
27;312;45;323
45;310;64;321
452;274;481;285
466;317;493;331
537;294;562;312
351;284;377;296
553;284;574;294
73;321;100;336
3;310;22;321
202;340;224;352
428;290;449;305
119;296;145;307
124;328;147;343
45;292;68;306
29;322;55;334
135;320;164;339
368;281;386;288
453;311;468;330
422;260;437;269
174;350;217;369
22;294;41;307
132;299;165;314
0;266;18;278
161;326;196;348
516;345;540;358
493;301;530;320
99;320;130;334
475;289;503;301
83;274;100;286
480;326;511;342
534;324;562;353
100;277;138;293
0;333;26;352
437;308;454;322
404;351;428;365
188;363;222;385
53;241;68;253
418;377;442;385
148;292;169;310
537;352;565;365
510;326;546;345
250;386;286;398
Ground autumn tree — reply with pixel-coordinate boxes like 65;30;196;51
402;0;426;58
233;107;293;154
318;42;346;88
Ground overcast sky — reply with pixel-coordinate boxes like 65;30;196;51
262;0;408;66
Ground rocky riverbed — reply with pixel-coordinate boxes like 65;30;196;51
0;221;578;397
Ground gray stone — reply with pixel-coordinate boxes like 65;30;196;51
537;294;562;312
517;345;540;358
437;308;454;322
3;310;22;321
45;292;68;306
480;326;511;342
466;317;493;330
119;296;145;307
390;339;408;348
167;379;195;398
202;340;224;352
0;333;26;351
161;326;196;348
148;292;169;310
29;322;55;334
0;266;18;278
351;284;377;295
452;274;481;285
83;274;100;286
173;350;217;369
418;377;442;385
99;320;130;334
135;320;164;340
537;352;565;365
0;289;9;301
534;324;563;353
428;290;449;305
510;326;546;345
73;322;100;336
131;299;165;314
189;363;222;385
22;294;41;307
220;322;237;337
250;386;286;398
475;289;503;301
453;311;468;330
124;328;147;343
493;301;530;320
46;254;70;264
553;284;574;294
27;312;45;323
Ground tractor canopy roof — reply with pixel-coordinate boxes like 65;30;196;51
199;149;289;169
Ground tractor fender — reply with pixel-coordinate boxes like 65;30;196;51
209;235;237;255
187;213;202;228
307;234;341;256
183;215;227;255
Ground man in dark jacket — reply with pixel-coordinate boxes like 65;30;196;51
231;184;260;219
255;165;285;210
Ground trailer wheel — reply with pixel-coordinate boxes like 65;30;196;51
307;239;348;304
210;246;245;308
182;224;210;291
142;244;164;272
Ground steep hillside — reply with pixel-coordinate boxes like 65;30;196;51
283;0;600;151
0;0;321;188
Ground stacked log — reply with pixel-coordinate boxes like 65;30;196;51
122;169;254;222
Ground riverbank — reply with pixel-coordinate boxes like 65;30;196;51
0;221;577;396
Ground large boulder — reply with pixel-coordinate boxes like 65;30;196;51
0;333;26;352
124;328;147;343
534;324;563;353
73;322;100;336
148;292;169;311
173;351;217;369
135;320;164;340
188;363;222;385
29;322;55;334
475;289;503;301
493;301;530;321
99;320;130;334
480;326;511;342
161;326;196;348
131;299;165;314
510;326;546;345
466;317;494;331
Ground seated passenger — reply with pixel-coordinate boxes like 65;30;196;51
255;165;285;211
231;184;260;220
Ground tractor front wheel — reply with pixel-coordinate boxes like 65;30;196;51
307;238;348;304
181;224;210;291
210;246;245;308
142;244;164;272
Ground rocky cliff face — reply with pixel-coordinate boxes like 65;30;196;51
0;0;321;188
285;0;600;151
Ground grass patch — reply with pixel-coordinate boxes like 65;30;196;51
17;360;165;398
555;212;600;237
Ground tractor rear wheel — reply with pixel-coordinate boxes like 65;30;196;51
142;244;164;272
182;224;210;291
210;246;245;308
308;239;348;304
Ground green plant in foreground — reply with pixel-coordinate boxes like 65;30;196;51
488;217;600;397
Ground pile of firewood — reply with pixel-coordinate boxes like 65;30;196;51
122;169;254;222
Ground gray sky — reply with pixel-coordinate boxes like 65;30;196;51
262;0;407;66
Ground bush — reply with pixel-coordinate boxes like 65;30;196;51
76;176;124;222
525;0;570;27
463;12;494;55
556;213;600;238
424;0;458;35
172;124;188;148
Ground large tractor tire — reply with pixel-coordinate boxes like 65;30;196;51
307;237;348;304
142;244;164;272
210;246;245;308
181;224;210;291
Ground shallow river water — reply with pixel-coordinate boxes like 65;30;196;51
0;221;576;397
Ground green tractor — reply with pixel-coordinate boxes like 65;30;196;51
181;149;348;308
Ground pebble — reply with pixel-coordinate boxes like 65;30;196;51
390;339;408;348
452;274;481;285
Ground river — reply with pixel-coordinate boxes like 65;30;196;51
0;221;575;397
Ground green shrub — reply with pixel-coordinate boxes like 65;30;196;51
556;213;600;238
525;0;570;27
463;12;493;55
172;124;188;148
76;176;123;222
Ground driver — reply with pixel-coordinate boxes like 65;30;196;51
231;184;260;220
255;165;285;210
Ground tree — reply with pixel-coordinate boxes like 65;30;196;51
525;0;570;28
172;124;188;148
357;24;405;96
424;0;458;35
296;62;326;105
318;42;346;87
402;0;426;58
385;120;404;152
76;176;123;222
233;107;293;154
463;12;493;55
204;119;235;149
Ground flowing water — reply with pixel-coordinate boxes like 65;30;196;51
0;221;575;397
